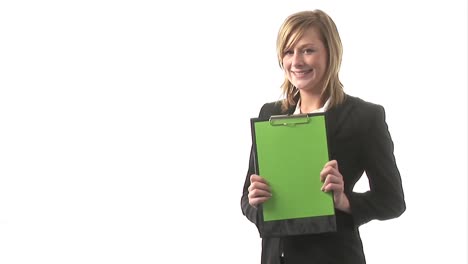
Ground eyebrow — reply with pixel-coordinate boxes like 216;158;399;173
295;43;318;48
285;43;318;51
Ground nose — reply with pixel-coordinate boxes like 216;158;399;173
292;52;304;67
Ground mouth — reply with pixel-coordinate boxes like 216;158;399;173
292;70;312;77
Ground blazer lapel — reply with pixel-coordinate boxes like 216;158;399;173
325;95;356;159
267;102;295;116
268;96;355;143
278;98;349;140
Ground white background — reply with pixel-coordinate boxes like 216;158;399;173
0;1;466;263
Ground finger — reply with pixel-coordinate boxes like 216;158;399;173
323;160;339;170
320;167;330;182
248;188;272;199
250;174;268;184
321;174;343;191
249;181;271;192
249;196;271;207
320;166;338;182
322;182;344;193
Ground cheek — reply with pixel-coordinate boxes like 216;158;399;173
282;57;291;69
283;63;292;76
319;56;328;71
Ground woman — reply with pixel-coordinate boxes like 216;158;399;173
241;9;405;264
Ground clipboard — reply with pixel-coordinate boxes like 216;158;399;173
250;113;336;237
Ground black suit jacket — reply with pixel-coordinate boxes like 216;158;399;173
241;95;406;264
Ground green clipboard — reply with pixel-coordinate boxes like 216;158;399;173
251;113;335;222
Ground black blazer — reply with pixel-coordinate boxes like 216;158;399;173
241;95;406;264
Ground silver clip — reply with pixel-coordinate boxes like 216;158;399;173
269;114;310;126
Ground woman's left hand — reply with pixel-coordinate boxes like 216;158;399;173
320;160;351;213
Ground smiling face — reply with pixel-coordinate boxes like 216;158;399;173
282;27;328;94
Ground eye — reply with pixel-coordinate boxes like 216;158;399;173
284;50;294;56
303;49;315;54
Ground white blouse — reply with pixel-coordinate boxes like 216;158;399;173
293;97;331;115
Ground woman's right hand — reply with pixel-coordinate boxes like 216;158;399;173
248;174;272;208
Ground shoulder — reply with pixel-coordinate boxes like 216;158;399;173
342;94;386;120
328;94;387;134
343;94;383;110
257;100;284;119
341;95;391;139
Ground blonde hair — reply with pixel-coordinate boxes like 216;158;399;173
277;9;345;112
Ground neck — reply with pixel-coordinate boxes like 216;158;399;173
299;90;323;113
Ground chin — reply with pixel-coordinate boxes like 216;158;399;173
296;84;321;93
294;83;312;90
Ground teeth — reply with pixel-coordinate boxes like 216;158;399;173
294;71;310;75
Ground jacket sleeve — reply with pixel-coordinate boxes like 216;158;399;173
241;145;260;225
348;105;406;226
240;103;271;226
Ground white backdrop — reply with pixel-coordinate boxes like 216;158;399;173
0;1;466;263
